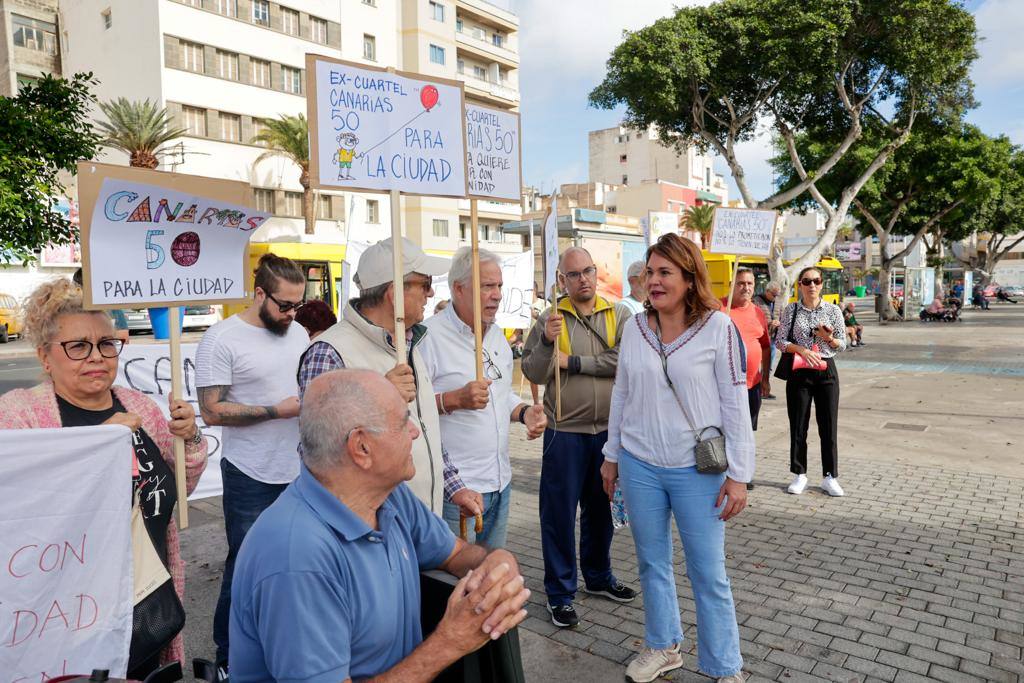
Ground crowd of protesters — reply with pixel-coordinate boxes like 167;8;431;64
1;232;874;683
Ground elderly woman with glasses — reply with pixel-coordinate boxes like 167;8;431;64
775;267;848;497
0;278;207;677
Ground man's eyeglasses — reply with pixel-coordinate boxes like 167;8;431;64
561;266;597;283
54;338;125;360
483;348;503;381
265;291;305;312
800;277;823;287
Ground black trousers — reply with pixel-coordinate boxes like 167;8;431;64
786;357;840;477
748;385;762;431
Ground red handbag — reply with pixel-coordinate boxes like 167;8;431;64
792;344;827;371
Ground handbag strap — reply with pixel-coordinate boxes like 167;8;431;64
652;315;707;440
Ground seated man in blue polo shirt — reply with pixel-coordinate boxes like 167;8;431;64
229;368;530;683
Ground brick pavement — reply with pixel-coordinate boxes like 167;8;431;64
505;432;1024;682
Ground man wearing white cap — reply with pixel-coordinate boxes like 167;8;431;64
296;237;480;515
616;260;647;317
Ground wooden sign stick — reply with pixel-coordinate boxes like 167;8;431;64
470;198;484;382
168;306;189;530
551;283;562;423
724;257;741;312
390;189;407;362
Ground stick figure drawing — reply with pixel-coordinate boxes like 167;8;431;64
333;132;359;180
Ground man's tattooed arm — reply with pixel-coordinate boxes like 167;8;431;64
197;385;279;427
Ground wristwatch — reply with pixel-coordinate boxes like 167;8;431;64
517;405;529;425
187;428;204;446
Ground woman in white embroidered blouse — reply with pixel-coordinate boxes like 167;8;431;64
600;234;754;683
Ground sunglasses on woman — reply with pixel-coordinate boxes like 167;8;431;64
800;277;823;286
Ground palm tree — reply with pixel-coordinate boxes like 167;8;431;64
95;98;186;169
252;114;314;235
680;204;716;249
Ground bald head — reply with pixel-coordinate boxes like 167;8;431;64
558;247;592;273
300;369;399;474
558;247;597;304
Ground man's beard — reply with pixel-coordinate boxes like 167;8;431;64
259;300;292;336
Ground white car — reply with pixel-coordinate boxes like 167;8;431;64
183;305;221;331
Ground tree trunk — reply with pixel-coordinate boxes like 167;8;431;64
878;262;897;321
300;169;315;235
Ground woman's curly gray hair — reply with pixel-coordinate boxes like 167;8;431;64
22;278;111;348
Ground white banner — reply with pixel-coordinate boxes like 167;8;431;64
648;211;678;246
465;104;521;201
709;207;778;256
0;426;134;681
543;197;559;301
310;57;468;197
115;343;223;500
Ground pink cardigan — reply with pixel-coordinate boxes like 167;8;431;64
0;381;208;667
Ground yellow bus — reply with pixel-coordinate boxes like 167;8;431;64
702;252;843;305
223;241;347;318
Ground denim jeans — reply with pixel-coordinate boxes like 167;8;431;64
442;483;511;549
214;458;289;666
617;449;743;678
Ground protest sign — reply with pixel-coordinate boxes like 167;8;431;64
0;426;134;681
647;211;678;246
708;207;777;257
465;104;522;202
542;197;559;301
78;162;266;309
307;55;468;198
115;343;224;500
423;250;534;329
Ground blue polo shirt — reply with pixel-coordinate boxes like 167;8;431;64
229;465;457;683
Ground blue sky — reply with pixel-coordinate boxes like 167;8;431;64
515;0;1024;202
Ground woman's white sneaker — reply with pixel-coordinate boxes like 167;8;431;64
625;644;683;682
787;474;808;494
821;476;845;497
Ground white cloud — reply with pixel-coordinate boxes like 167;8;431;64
972;0;1024;89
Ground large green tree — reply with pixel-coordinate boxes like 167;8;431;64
590;0;977;293
0;73;101;263
95;98;187;169
252;114;315;235
956;150;1024;285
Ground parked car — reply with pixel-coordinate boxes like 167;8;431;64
0;293;24;343
123;308;153;333
1001;285;1024;298
983;284;1000;298
184;305;221;330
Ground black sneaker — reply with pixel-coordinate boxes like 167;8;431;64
746;482;755;491
547;603;580;628
584;581;637;603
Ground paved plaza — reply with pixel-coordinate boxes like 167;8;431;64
170;306;1024;682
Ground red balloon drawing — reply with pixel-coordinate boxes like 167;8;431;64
171;231;201;266
420;85;439;111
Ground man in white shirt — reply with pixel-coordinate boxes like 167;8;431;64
195;253;311;678
616;260;647;317
421;247;546;548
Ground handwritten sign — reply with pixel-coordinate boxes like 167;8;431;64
465;104;521;201
115;343;223;500
0;425;134;681
308;56;468;197
709;207;778;256
78;163;265;309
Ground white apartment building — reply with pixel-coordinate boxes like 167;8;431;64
589;124;729;204
59;0;523;256
0;0;60;96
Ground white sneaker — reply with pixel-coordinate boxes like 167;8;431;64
625;643;683;682
787;474;808;494
821;476;845;497
718;674;750;683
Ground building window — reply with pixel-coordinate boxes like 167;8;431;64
473;65;486;80
251;118;267;144
281;66;302;94
182;106;207;136
457;58;465;74
12;15;57;54
215;0;236;17
250;58;271;87
217;50;239;80
182;0;200;5
492;33;503;47
459;222;467;240
252;0;270;26
281;8;299;36
102;10;112;30
363;34;376;61
366;199;379;223
456;17;463;32
311;17;328;44
705;168;711;187
430;1;445;22
619;154;627;163
219;112;241;142
16;74;39;92
429;45;445;65
318;195;332;219
432;219;449;238
622;175;628;185
253;188;275;213
181;40;204;73
284;191;302;217
363;0;376;5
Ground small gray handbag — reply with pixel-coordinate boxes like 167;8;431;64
654;319;729;475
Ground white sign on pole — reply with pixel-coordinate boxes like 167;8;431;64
115;343;223;500
308;56;468;197
465;104;522;201
648;211;678;246
79;167;267;309
0;426;134;680
424;250;535;329
543;196;560;300
708;207;778;256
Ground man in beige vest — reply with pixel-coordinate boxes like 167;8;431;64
296;237;482;517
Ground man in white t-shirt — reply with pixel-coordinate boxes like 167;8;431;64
616;260;647;317
195;253;310;679
420;247;546;549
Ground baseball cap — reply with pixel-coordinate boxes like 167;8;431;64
627;260;645;279
354;237;450;291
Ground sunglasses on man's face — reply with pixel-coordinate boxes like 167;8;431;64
800;278;823;287
265;291;305;312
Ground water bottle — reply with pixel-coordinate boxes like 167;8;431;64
610;483;629;529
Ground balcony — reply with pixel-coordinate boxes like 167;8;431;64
455;0;518;32
458;198;521;218
455;28;518;68
457;70;520;104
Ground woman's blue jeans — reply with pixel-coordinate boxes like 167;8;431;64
618;449;743;678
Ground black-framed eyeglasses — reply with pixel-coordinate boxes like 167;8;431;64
265;291;305;312
482;347;503;381
800;278;823;287
561;266;597;283
54;338;125;360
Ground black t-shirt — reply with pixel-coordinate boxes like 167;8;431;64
56;392;177;563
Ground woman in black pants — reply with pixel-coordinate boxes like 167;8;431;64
776;267;848;497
